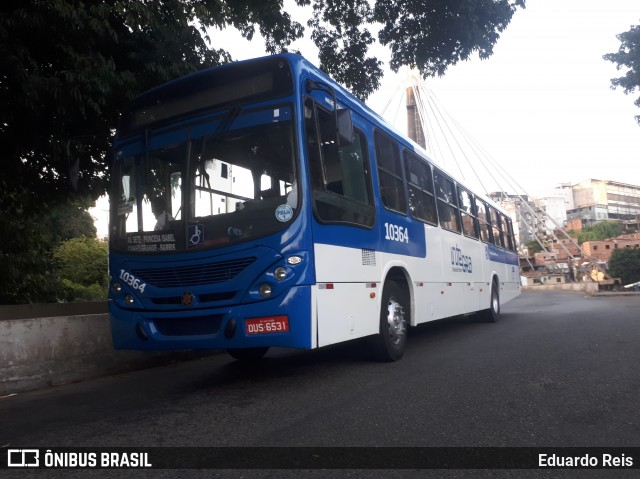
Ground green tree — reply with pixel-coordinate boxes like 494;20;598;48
53;237;109;302
575;221;623;244
608;248;640;285
604;23;640;125
49;198;98;243
0;181;58;304
1;0;525;303
591;221;623;240
0;194;98;303
525;239;543;256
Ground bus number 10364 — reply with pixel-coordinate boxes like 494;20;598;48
384;223;409;243
119;269;147;294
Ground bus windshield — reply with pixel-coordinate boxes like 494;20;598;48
111;106;298;253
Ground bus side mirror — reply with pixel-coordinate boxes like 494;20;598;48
336;109;353;147
305;78;353;147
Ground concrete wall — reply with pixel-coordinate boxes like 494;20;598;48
0;303;209;395
522;283;599;294
0;283;610;394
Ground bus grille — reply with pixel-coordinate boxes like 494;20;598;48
150;291;236;305
131;257;256;288
152;315;223;336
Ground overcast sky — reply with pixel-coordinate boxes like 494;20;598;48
407;0;640;197
214;0;640;198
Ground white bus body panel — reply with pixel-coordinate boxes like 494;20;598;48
313;222;521;348
314;243;381;347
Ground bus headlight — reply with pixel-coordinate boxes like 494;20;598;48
112;282;123;294
259;283;272;298
124;294;135;306
274;267;287;281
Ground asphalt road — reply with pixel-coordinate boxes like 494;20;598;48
1;291;639;478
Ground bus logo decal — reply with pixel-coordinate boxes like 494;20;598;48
181;291;195;307
451;245;472;273
275;204;293;222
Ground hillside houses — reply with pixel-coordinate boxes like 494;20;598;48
497;179;640;287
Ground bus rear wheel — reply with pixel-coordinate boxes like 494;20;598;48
227;347;269;361
372;280;408;362
477;280;500;323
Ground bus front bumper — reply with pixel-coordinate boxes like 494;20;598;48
109;285;313;351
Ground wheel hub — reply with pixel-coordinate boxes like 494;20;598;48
386;297;406;345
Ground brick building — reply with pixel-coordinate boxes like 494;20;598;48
549;238;582;261
582;233;640;262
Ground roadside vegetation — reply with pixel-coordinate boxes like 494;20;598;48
608;249;640;286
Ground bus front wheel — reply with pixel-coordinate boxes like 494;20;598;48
372;281;408;362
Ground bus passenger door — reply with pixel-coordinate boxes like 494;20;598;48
303;97;380;346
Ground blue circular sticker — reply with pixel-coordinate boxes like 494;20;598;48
275;204;294;222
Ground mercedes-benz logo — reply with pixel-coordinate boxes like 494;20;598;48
181;291;195;307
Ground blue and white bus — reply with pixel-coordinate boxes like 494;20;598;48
109;54;520;361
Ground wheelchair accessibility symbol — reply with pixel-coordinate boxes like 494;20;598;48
188;224;204;246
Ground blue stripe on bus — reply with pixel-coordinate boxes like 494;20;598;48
312;209;427;258
312;217;518;266
485;243;519;266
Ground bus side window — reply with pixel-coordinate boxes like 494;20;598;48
404;151;437;225
498;211;506;248
458;187;479;239
434;169;461;233
305;100;324;190
490;208;505;248
305;99;374;227
509;218;517;252
476;199;492;244
337;133;371;205
502;214;515;251
375;132;407;214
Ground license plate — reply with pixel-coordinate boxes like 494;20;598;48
245;316;289;335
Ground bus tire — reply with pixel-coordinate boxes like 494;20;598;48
477;280;500;323
227;347;269;361
373;280;408;362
